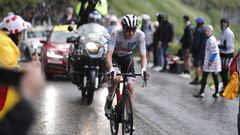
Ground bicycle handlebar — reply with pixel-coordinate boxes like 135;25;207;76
106;72;149;87
116;73;142;76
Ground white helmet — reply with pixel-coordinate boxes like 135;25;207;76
121;14;138;28
88;11;102;24
0;14;31;34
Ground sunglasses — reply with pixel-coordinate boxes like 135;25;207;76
124;27;137;32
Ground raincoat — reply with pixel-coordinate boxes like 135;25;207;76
0;31;20;119
203;35;221;72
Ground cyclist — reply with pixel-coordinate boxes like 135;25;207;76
104;14;148;116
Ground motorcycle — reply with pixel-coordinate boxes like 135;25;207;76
67;23;109;105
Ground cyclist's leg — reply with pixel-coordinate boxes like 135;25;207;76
127;77;136;101
108;67;121;97
124;54;136;99
121;55;136;132
105;56;121;115
108;55;122;98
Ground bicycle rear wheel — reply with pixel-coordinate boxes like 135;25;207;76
121;93;133;135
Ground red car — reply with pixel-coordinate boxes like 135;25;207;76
41;25;76;79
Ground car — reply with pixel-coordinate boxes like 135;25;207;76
41;25;76;79
19;26;50;61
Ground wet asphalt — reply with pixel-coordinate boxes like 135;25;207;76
27;64;238;135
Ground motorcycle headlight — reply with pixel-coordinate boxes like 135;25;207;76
46;49;63;59
85;42;100;53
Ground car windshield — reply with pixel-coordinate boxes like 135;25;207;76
27;31;46;38
49;31;75;43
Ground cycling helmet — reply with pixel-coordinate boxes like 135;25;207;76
88;11;102;24
0;14;31;34
121;14;138;29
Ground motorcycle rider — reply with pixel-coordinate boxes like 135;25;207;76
75;0;108;27
69;11;109;89
104;14;148;116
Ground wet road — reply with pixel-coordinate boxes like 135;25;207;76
27;66;238;135
27;77;162;135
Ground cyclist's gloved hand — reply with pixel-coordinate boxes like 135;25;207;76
141;68;149;80
141;68;146;78
109;67;116;78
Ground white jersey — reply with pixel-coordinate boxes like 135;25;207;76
108;28;146;57
220;27;235;54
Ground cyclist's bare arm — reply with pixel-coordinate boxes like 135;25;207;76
106;50;113;70
140;54;147;71
138;34;147;70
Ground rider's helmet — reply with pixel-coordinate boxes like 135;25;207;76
121;14;138;29
88;10;102;24
0;14;31;34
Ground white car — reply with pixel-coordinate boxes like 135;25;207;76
19;26;50;60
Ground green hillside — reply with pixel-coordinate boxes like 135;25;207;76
108;0;240;54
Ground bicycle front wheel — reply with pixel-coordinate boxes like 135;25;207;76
110;104;119;135
121;93;133;135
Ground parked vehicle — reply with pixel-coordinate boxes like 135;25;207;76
67;23;109;104
41;25;76;79
19;26;50;60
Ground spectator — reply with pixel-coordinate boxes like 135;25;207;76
0;14;45;134
141;14;155;67
193;25;221;98
32;1;51;26
179;15;194;78
159;14;174;72
106;15;119;34
189;17;206;85
59;7;76;25
152;13;164;71
218;18;235;95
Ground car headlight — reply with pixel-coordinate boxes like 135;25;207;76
85;42;100;53
46;50;63;59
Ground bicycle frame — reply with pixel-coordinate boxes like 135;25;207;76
111;73;142;108
108;73;142;135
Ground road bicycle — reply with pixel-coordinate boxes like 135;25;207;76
106;72;148;135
